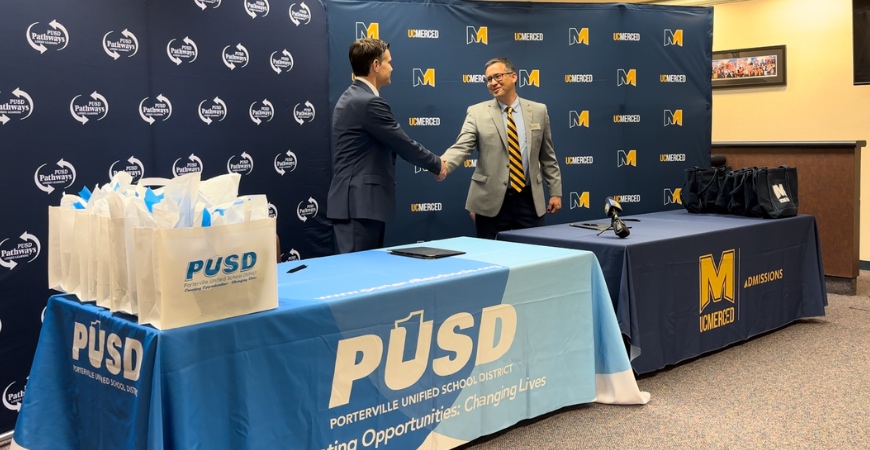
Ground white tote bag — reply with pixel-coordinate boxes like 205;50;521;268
138;217;277;330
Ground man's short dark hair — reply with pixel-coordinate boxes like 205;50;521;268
484;57;517;74
349;38;390;77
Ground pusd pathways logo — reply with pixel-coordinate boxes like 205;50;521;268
103;29;139;59
289;2;312;26
3;379;26;412
70;92;109;124
166;37;198;65
283;248;301;261
268;203;278;218
139;95;172;124
227;152;254;175
0;232;41;270
293;101;315;125
109;156;145;183
223;43;250;70
244;0;270;18
27;20;69;53
0;88;34;125
199;97;228;124
270;49;294;74
173;153;203;177
194;0;222;10
274;150;297;175
297;197;319;222
34;159;76;194
250;99;274;124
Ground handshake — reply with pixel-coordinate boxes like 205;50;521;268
435;157;448;182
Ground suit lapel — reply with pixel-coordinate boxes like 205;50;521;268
488;99;509;151
519;97;533;155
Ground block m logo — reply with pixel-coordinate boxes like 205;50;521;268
569;28;589;45
412;68;435;87
355;22;379;39
569;110;589;128
664;109;683;126
617;150;636;167
617;69;636;86
466;26;488;45
699;250;735;313
664;188;682;205
664;29;683;46
772;184;791;203
570;191;590;209
519;69;540;87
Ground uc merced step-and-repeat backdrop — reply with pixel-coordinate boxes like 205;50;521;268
0;0;712;435
325;0;712;245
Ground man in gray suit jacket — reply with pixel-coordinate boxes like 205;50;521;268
328;39;446;253
441;57;562;239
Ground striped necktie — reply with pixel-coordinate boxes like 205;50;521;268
506;106;525;192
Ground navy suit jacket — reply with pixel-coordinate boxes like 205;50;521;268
327;80;441;222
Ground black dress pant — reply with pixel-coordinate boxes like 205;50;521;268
475;186;544;240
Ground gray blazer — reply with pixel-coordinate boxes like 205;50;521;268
327;81;442;222
442;97;562;217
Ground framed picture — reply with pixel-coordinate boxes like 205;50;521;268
712;45;786;89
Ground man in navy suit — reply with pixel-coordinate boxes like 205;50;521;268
328;38;446;254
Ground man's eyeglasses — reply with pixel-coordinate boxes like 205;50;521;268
485;72;514;83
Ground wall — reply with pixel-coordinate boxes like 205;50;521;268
711;0;870;262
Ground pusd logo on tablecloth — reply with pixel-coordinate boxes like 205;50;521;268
72;320;143;392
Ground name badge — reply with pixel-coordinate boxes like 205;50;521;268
530;123;542;131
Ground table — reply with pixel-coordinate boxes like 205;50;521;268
498;210;827;374
11;237;648;450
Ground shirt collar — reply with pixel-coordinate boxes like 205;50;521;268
497;98;521;114
357;78;379;97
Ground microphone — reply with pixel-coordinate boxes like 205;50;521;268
604;197;630;238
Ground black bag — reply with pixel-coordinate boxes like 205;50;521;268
754;165;799;218
725;169;750;215
681;166;730;213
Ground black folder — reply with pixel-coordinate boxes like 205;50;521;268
389;246;466;259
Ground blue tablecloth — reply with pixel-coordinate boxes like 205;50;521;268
12;237;648;450
498;210;828;374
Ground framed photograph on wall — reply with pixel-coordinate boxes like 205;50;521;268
712;45;786;89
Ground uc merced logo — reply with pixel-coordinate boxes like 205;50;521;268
173;153;203;177
166;37;198;65
664;188;682;205
412;68;435;87
270;49;294;74
199;97;228;124
0;232;41;270
289;3;312;26
109;156;145;183
570;192;590;209
297;197;319;222
27;20;69;53
34;159;76;194
466;26;487;45
699;250;737;333
293;101;315;125
274;150;298;175
3;379;26;412
70;92;109;124
139;95;172;124
249;99;275;125
519;69;539;87
223;43;250;70
103;29;139;59
0;88;35;125
227;152;254;175
356;22;379;39
569;28;589;46
244;0;270;19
